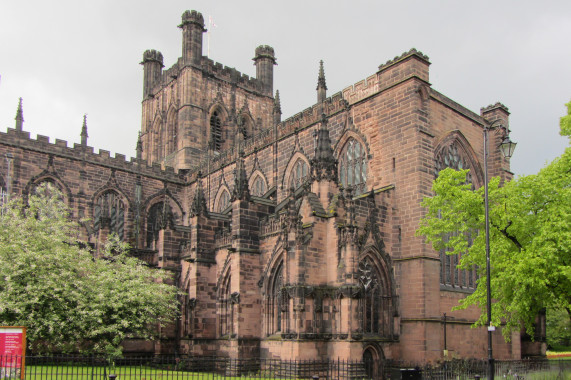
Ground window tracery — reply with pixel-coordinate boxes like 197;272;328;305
146;201;173;248
94;190;125;240
219;274;233;337
266;261;286;335
339;138;367;195
357;256;393;337
435;139;479;290
217;190;230;212
289;159;308;190
252;176;266;197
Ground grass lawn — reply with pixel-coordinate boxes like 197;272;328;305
13;365;284;379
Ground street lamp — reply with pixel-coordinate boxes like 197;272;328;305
483;120;516;380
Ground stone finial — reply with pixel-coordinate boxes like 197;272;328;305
136;132;143;160
311;114;337;182
317;60;327;103
190;174;209;217
80;114;88;145
15;97;24;131
232;152;250;202
273;90;282;126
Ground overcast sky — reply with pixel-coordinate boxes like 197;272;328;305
1;0;569;176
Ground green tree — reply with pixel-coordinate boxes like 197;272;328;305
0;184;179;355
417;101;571;340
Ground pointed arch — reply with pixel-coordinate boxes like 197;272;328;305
25;174;72;207
238;112;254;140
166;105;178;156
207;103;229;152
282;152;310;191
336;134;368;195
249;170;268;197
357;248;397;337
217;263;234;337
142;191;183;249
214;186;231;213
92;189;127;240
434;130;484;188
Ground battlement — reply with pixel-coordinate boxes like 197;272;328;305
254;45;276;62
377;48;430;72
481;102;510;115
179;10;205;29
0;128;186;183
141;49;164;66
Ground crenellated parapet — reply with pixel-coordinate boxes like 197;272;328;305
0;128;186;183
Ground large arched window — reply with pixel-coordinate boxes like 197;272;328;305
339;138;367;195
94;190;126;240
289;159;308;190
435;138;479;290
210;110;223;152
357;256;394;337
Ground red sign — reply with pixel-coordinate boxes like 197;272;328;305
0;327;26;380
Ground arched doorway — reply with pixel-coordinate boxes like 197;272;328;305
363;345;384;379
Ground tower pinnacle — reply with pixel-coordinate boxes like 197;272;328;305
81;114;88;145
273;90;282;126
316;60;327;103
15;98;24;131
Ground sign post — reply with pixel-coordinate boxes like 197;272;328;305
0;327;26;380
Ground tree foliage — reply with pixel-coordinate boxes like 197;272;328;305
0;184;179;355
417;101;571;340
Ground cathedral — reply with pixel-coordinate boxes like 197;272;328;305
0;9;543;371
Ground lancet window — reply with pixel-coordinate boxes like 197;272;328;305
94;190;125;240
252;176;266;197
435;139;479;290
339;138;367;195
219;274;233;337
217;190;230;212
266;261;286;335
289;159;308;190
210;110;222;151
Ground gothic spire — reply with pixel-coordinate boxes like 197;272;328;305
316;60;327;103
80;114;88;145
311;114;337;182
136;132;143;160
273;90;282;126
232;151;250;201
15;98;24;131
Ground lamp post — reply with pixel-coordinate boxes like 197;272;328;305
483;120;516;380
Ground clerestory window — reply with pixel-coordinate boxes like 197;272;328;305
339;138;367;195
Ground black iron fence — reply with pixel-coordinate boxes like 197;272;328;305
0;355;569;379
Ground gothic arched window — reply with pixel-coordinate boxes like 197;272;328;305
166;111;178;156
217;190;230;212
210;110;222;151
289;159;308;190
146;201;173;248
252;176;266;197
267;261;286;335
357;256;394;337
339;138;367;195
94;190;125;240
435;139;479;290
219;274;233;337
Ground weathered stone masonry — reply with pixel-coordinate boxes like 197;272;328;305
0;9;544;370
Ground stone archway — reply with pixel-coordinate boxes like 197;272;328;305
363;345;384;379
